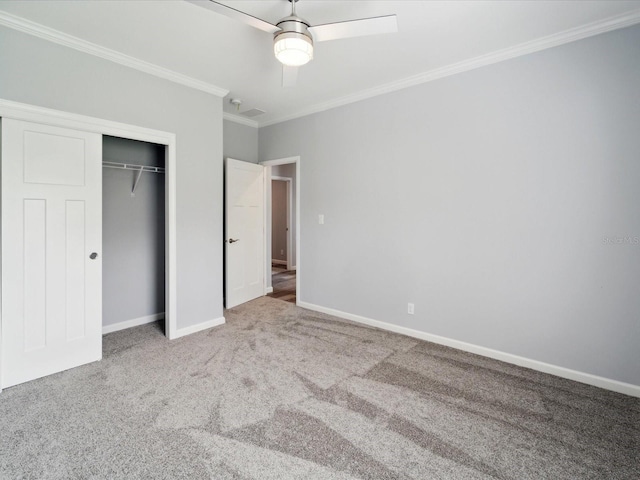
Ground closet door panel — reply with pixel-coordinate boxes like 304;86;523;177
1;118;102;389
23;130;86;185
66;200;87;341
23;199;48;352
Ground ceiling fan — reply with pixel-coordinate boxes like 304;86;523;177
187;0;398;86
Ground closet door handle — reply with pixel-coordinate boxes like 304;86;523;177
89;252;98;259
228;238;240;244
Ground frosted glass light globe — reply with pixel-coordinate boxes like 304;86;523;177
274;33;313;66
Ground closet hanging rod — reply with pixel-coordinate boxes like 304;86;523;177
103;161;165;196
102;161;165;174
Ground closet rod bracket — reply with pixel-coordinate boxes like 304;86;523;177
131;166;144;197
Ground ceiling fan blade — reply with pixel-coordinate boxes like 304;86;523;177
308;15;397;42
186;0;280;34
282;66;298;87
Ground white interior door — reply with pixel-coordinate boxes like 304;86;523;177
1;118;102;388
225;158;264;308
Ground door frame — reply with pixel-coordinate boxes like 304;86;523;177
271;176;293;270
260;156;300;304
0;99;178;391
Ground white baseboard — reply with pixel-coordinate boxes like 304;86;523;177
272;259;287;266
297;301;640;398
266;287;274;294
172;316;225;339
102;313;164;335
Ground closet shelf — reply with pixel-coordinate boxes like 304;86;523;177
102;161;165;196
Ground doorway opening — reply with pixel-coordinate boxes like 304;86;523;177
261;157;300;305
102;136;166;336
270;176;295;303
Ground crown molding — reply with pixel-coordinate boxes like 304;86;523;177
0;11;229;98
223;112;259;128
3;6;638;127
259;8;640;127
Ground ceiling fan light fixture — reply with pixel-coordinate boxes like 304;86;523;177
274;32;313;67
190;0;398;86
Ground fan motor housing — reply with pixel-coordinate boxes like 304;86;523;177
274;15;313;43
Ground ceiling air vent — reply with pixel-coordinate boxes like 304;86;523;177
241;109;266;118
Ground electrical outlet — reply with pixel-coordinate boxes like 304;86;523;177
280;249;284;255
408;303;415;315
318;214;325;225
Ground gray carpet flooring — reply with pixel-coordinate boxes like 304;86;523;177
0;296;638;479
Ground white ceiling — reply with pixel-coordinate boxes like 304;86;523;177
1;0;640;126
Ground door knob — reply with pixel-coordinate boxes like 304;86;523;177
228;238;240;244
89;252;98;259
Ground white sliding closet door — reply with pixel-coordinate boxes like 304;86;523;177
1;118;102;388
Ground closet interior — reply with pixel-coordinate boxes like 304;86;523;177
102;135;166;334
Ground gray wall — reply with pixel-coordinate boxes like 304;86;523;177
271;163;297;268
223;119;258;163
102;136;165;327
0;26;224;330
259;25;640;386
